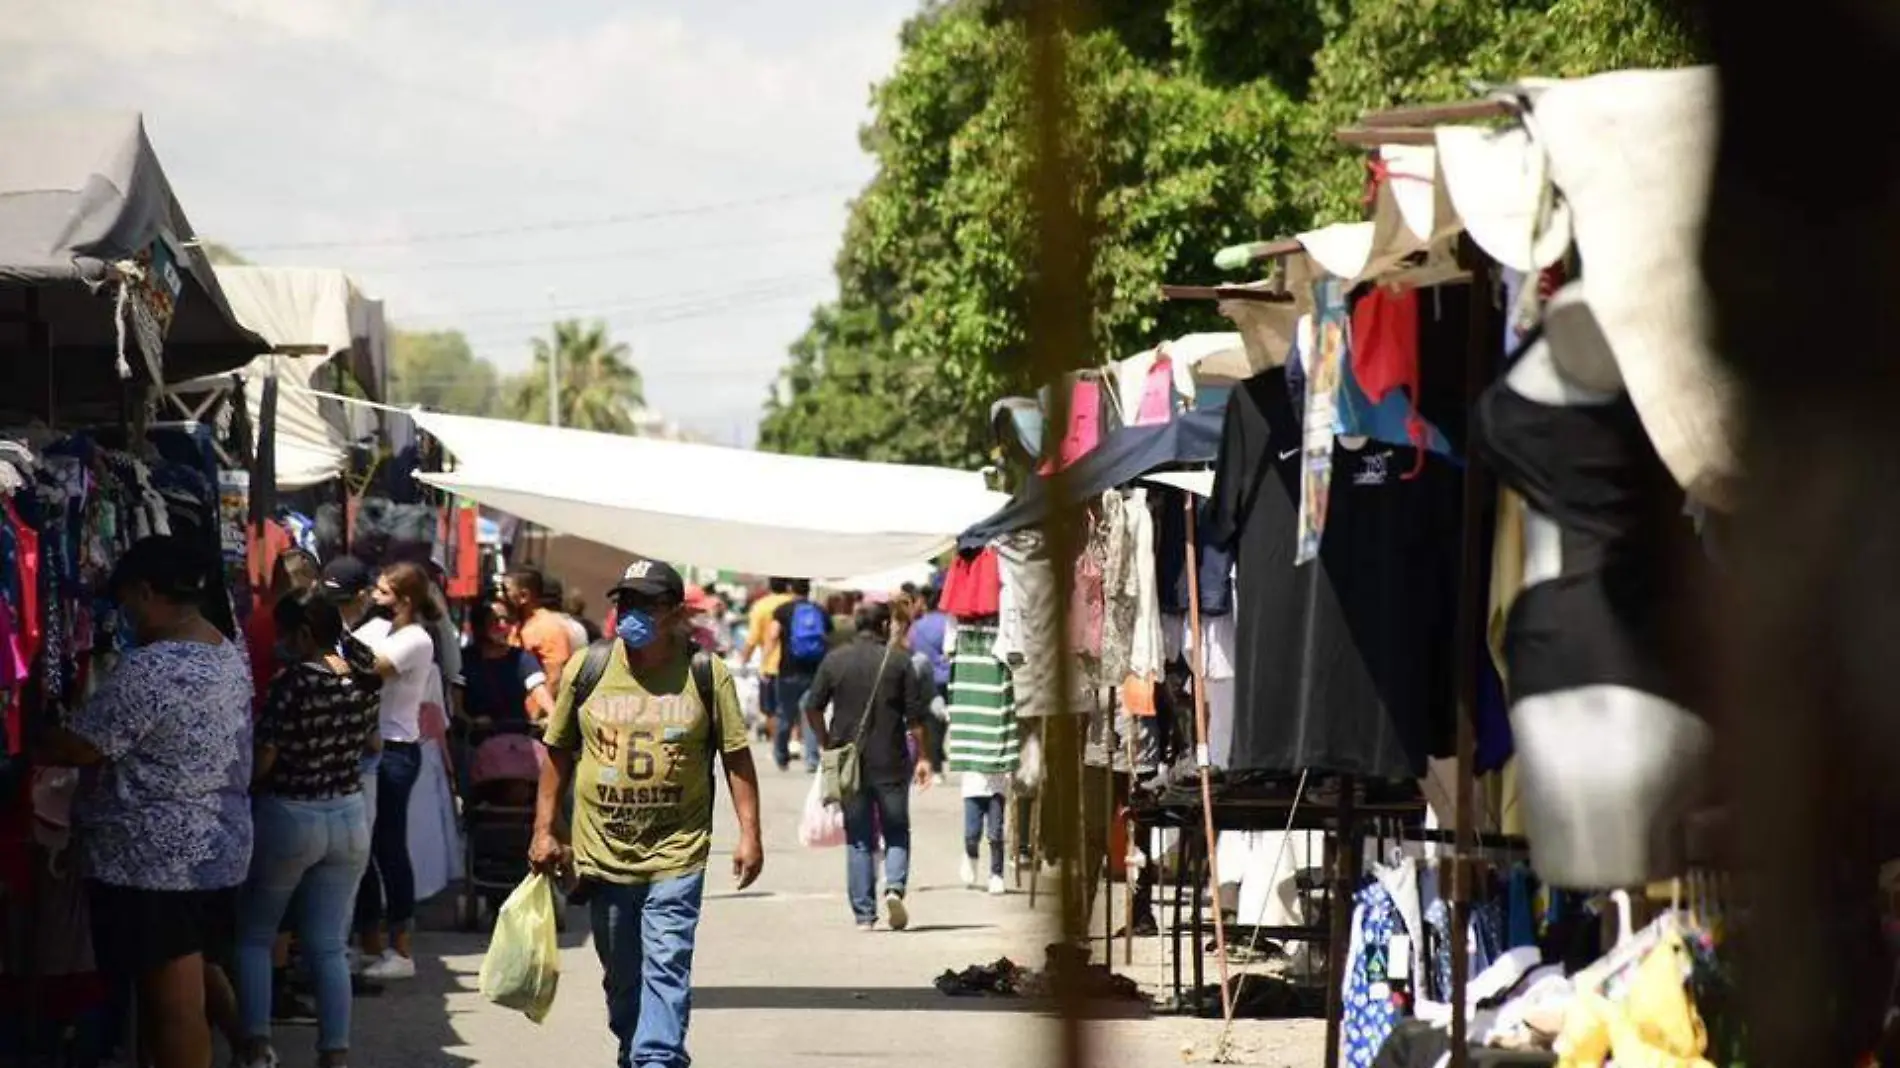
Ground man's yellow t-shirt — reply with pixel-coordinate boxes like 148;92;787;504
747;592;794;677
544;643;748;885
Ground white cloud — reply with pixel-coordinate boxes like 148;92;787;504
0;0;913;444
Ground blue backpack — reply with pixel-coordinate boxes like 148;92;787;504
787;600;829;663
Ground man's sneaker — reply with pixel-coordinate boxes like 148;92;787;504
884;891;910;932
856;920;877;933
362;950;416;981
237;1050;280;1068
960;855;978;888
987;875;1007;897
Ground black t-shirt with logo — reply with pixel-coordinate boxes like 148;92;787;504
1204;369;1463;781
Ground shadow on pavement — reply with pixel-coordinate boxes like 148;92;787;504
693;985;1150;1019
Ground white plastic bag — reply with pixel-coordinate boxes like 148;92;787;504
798;775;846;849
478;872;561;1023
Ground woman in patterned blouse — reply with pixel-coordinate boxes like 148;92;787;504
38;535;254;1068
235;590;381;1068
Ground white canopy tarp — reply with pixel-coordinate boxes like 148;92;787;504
213;266;377;490
411;410;1008;581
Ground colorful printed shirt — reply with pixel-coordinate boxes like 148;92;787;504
71;638;254;890
257;663;380;800
544;643;748;885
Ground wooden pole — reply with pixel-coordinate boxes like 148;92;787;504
1125;721;1139;966
1447;243;1498;1068
1103;741;1116;953
1029;782;1044;908
1184;496;1235;1021
1322;778;1358;1068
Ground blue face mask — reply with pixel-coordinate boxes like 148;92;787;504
615;608;658;650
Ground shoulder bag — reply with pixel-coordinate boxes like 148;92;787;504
820;643;894;804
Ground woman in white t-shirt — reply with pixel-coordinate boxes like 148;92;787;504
351;562;440;981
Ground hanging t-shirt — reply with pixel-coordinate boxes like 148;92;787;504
1205;370;1463;781
1155;488;1234;617
941;548;1002;620
1337;287;1454;465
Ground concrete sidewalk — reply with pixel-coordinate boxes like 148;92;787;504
274;748;1323;1067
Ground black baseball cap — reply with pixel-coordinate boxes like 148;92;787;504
607;556;685;605
319;556;373;601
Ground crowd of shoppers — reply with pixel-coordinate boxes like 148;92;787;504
32;541;1023;1067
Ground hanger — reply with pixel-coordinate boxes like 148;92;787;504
1375;246;1470;291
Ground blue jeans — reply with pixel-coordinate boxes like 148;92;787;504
773;674;819;772
964;794;1005;878
355;741;421;938
590;871;706;1068
238;793;372;1052
842;781;911;923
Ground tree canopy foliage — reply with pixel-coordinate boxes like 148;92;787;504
759;0;1704;467
511;319;646;434
388;329;504;418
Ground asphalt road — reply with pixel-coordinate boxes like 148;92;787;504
268;746;1323;1067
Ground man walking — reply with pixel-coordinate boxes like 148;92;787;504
738;578;794;745
531;555;763;1068
806;602;932;931
765;579;830;773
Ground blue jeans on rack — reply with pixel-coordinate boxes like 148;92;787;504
238;793;372;1053
590;871;707;1068
842;781;911;924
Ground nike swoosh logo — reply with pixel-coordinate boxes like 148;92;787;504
1278;448;1298;460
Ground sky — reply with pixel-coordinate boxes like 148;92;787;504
1;0;919;446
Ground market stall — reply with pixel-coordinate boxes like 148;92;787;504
1157;64;1736;1068
195;265;387;492
0;112;265;418
0;110;267;1068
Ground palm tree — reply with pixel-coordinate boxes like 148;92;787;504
513;319;645;433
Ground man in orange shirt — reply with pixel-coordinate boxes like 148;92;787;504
504;566;575;696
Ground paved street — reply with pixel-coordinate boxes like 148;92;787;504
276;747;1323;1068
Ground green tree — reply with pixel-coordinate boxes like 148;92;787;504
760;0;1703;467
388;329;503;417
511;319;645;433
201;241;252;266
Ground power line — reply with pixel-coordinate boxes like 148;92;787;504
394;274;829;329
237;186;855;252
332;230;840;274
446;289;826;347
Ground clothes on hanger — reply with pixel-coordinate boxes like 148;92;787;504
945;623;1020;776
1206;370;1463;781
941;547;1002;620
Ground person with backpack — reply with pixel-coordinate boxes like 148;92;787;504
530;555;763;1068
765;579;831;773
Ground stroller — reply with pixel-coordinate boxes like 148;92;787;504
456;725;567;931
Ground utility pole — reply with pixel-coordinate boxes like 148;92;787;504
546;288;561;428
